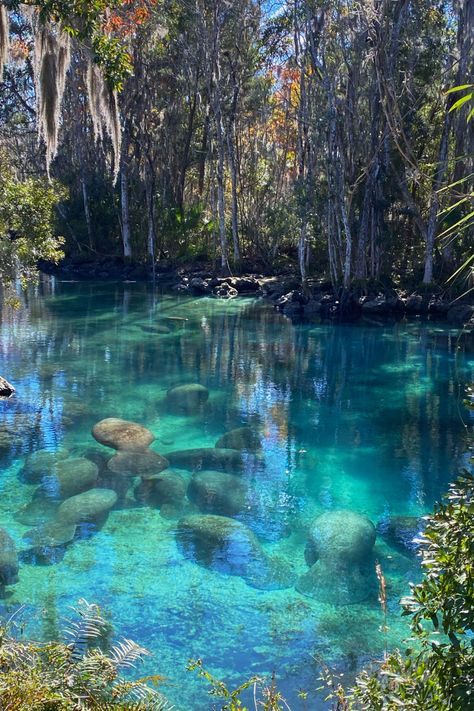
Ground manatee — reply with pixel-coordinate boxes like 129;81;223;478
135;469;187;515
23;521;77;549
92;418;155;451
0;528;19;586
215;427;261;452
140;324;171;335
188;470;248;516
37;458;99;500
298;510;377;605
57;488;118;525
304;510;376;566
14;498;60;527
166;383;209;415
167;448;245;473
108;449;169;477
20;448;70;484
176;514;293;590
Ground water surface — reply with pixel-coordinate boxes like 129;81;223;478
0;279;472;709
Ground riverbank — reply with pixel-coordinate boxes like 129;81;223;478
39;256;474;327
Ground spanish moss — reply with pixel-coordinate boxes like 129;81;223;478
86;62;121;182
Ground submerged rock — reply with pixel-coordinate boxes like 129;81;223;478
107;449;169;477
298;510;377;605
57;488;118;525
14;498;60;527
37;458;99;499
304;510;376;566
167;448;245;473
166;383;209;415
0;528;19;586
135;469;187;515
0;376;15;398
20;449;70;485
215;427;261;452
176;514;293;590
188;470;248;516
92;418;155;451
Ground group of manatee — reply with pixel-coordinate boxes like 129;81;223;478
0;382;421;605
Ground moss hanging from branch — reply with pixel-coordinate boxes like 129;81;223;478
33;22;71;176
86;62;121;182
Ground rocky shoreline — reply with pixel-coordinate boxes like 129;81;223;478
40;257;474;328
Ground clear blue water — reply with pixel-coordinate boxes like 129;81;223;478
0;278;473;709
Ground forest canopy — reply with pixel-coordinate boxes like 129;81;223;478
0;0;472;287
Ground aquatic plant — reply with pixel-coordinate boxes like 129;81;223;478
0;599;171;710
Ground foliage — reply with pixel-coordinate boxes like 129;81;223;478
0;599;171;710
0;159;65;291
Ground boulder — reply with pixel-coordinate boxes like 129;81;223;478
176;514;293;589
215;427;261;452
447;303;474;325
166;383;209;415
213;282;238;299
107;449;169;477
57;488;118;525
20;449;70;485
0;377;15;398
37;458;99;500
0;528;19;586
14;498;60;527
304;510;376;566
92;418;155;451
167;447;245;473
188;470;248;516
135;469;187;515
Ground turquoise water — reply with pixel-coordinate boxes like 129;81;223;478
0;278;473;709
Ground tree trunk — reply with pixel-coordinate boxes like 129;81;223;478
120;166;132;259
81;178;93;250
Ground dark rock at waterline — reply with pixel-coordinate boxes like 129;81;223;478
188;470;248;516
0;376;15;398
379;515;423;552
361;292;403;315
57;488;118;525
215;427;261;452
20;449;70;484
14;498;60;527
176;514;294;590
304;510;376;566
447;302;474;325
0;528;19;586
35;458;99;500
92;418;156;451
213;282;238;299
166;383;209;415
135;469;187;514
107;449;169;477
167;447;245;473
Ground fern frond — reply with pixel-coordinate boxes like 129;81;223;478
110;638;150;670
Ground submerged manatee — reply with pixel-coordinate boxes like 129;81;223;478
37;458;99;499
0;528;19;586
215;427;261;452
167;448;245;473
176;514;293;590
188;470;248;516
166;383;209;415
108;449;169;477
23;521;77;549
379;515;423;553
92;418;155;451
297;510;377;605
20;448;70;484
14;498;60;527
57;488;118;525
135;469;187;517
